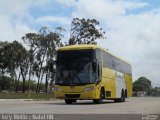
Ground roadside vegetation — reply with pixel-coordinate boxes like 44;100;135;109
0;92;54;100
133;77;160;97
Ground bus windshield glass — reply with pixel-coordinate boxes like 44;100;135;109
55;50;96;85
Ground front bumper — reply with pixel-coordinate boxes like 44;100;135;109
54;90;96;100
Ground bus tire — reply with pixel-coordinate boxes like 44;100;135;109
72;99;77;103
65;99;73;104
114;90;125;103
93;89;104;104
125;89;127;98
121;90;125;102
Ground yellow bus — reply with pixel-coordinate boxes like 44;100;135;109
54;45;132;104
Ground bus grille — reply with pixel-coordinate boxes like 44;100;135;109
65;94;80;98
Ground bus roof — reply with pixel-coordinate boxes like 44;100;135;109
58;44;101;51
58;44;130;65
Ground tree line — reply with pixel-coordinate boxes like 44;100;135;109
133;77;160;96
0;18;105;93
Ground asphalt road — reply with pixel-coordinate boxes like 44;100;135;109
0;97;160;114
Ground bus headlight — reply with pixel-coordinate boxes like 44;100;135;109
84;86;95;91
54;87;62;91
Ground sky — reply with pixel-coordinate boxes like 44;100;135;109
0;0;160;87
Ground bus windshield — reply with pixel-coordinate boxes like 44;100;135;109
55;50;96;85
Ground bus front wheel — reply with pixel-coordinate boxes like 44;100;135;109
93;89;104;104
65;99;73;104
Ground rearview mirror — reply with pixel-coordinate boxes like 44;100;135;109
52;60;57;65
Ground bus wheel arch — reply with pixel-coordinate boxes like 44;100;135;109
101;86;105;99
93;87;105;104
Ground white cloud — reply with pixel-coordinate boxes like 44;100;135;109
72;0;148;20
55;0;76;7
0;0;73;42
0;16;36;41
0;0;53;42
0;1;31;41
35;16;71;26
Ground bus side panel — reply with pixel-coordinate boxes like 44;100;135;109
124;74;132;97
102;67;116;98
115;71;126;98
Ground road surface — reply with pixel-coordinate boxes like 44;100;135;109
0;97;160;114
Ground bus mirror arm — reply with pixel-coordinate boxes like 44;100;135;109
52;69;56;74
49;59;57;65
93;59;98;62
52;60;57;65
95;78;101;84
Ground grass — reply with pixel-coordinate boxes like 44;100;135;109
0;92;55;100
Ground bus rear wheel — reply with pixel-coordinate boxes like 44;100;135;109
121;90;125;102
114;90;125;102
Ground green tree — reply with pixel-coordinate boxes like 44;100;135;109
23;26;64;93
68;18;105;45
133;77;152;94
149;87;160;96
0;41;9;91
13;41;28;93
22;33;40;93
17;80;38;92
0;41;28;92
0;41;17;91
0;75;14;91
